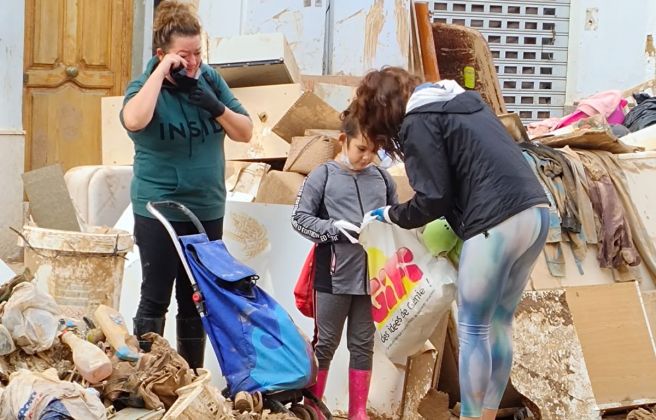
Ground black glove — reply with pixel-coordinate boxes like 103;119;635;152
189;86;226;118
171;66;199;92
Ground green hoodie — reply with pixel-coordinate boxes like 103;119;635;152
121;57;248;221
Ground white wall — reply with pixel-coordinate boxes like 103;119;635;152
198;0;410;77
566;0;656;103
0;0;26;259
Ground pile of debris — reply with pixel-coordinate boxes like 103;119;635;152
0;269;298;420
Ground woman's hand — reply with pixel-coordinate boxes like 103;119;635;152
189;86;226;118
154;53;188;78
123;54;190;132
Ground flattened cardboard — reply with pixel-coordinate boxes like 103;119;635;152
272;91;341;143
22;164;81;232
498;112;529;143
536;127;641;154
566;282;656;408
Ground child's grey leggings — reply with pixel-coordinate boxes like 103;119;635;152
314;292;375;371
458;206;548;417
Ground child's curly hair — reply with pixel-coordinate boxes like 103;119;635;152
153;0;201;51
350;67;423;159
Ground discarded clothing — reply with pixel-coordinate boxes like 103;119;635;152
591;151;656;279
556;90;626;129
559;147;599;245
623;94;656;132
577;152;641;270
521;142;581;233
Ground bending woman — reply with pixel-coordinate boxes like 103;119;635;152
354;67;548;420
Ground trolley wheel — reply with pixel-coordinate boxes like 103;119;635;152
290;405;313;420
252;391;264;413
265;398;292;415
234;391;254;413
299;404;319;420
302;389;333;420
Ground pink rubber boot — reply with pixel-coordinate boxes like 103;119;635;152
348;369;371;420
306;369;329;419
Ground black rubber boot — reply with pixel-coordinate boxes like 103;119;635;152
176;317;206;369
133;317;165;352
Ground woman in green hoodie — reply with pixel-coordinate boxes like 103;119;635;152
120;0;252;369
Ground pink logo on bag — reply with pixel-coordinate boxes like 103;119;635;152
370;247;424;323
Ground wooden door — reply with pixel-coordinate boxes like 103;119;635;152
23;0;133;172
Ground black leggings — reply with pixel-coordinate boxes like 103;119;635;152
133;214;223;319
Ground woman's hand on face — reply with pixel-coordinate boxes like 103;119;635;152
156;53;188;77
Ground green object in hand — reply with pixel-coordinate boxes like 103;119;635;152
447;239;463;266
423;218;459;256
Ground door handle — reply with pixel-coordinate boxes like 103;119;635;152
65;66;79;78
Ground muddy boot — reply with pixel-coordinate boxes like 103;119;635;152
132;317;165;353
176;317;206;369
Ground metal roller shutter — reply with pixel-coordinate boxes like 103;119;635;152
429;0;571;122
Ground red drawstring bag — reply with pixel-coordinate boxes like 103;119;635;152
294;245;316;318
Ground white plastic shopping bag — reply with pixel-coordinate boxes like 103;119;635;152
359;221;457;362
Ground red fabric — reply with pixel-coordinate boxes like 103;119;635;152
294;245;316;318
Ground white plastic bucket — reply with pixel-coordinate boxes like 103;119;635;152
21;225;133;318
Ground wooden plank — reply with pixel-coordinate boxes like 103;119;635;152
22;164;81;232
414;2;440;82
566;282;656;408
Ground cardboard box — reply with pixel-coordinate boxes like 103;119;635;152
254;171;306;205
101;83;347;163
273;91;342;143
225;84;304;160
208;33;300;88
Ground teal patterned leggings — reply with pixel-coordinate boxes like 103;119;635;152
457;206;548;418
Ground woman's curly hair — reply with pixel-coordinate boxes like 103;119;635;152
350;67;422;159
153;0;201;51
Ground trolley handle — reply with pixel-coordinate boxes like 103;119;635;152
146;201;206;235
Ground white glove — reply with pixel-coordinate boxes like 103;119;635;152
333;220;361;244
361;206;392;229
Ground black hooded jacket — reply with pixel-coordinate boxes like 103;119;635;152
388;91;548;240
